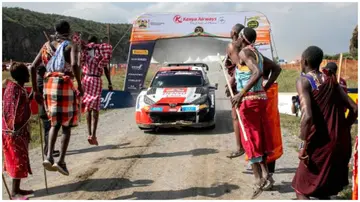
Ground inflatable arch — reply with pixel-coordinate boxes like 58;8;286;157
124;11;274;92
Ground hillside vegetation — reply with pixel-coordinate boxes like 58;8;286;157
2;7;132;63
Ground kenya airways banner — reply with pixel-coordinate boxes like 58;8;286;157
130;12;271;44
125;12;272;92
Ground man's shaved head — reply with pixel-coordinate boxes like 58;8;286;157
240;27;257;45
230;24;245;41
301;46;323;72
302;46;323;69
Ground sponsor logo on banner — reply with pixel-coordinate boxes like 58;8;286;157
100;90;134;109
136;19;149;29
150;22;165;26
173;15;183;23
128;85;137;90
100;91;115;108
129;79;142;83
128;73;143;77
218;17;225;24
131;64;143;71
131;57;147;62
132;49;149;55
247;20;259;28
173;15;218;24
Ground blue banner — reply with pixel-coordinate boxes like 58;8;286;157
100;90;135;109
124;41;156;92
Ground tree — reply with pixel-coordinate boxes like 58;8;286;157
349;25;358;59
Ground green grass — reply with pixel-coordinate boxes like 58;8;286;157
277;70;301;92
277;69;358;92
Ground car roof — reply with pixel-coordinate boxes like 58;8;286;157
158;66;204;72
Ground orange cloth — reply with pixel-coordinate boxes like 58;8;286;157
245;83;283;163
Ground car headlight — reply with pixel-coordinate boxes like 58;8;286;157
144;95;156;105
192;95;208;105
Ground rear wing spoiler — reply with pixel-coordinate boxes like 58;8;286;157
166;63;209;71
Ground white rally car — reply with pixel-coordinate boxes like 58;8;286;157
135;63;217;130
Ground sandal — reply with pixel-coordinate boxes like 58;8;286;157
18;190;34;196
227;149;245;159
263;174;275;191
53;162;69;176
11;195;29;200
87;136;93;145
251;182;264;199
43;158;57;172
91;136;99;146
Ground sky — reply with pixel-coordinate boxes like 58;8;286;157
2;2;358;61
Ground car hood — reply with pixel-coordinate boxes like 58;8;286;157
145;87;204;104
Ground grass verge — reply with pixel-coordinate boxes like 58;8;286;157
277;69;358;92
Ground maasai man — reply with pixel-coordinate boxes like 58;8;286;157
30;32;64;158
30;20;83;176
37;65;60;157
2;63;34;199
99;36;113;91
231;27;274;198
224;23;245;159
226;25;282;177
291;46;357;199
323;62;348;93
81;36;112;146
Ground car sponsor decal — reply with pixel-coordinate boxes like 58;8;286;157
163;88;187;97
150;107;163;112
181;106;197;112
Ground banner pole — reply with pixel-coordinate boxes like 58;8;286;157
338;53;343;83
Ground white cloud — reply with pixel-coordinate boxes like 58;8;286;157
61;3;130;23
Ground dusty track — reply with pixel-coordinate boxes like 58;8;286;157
2;68;301;200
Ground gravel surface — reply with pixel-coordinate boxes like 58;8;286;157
2;69;301;200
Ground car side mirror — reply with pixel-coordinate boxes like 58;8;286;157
140;86;147;91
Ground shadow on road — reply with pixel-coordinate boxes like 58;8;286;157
33;178;153;198
145;110;234;136
113;183;239;200
107;148;219;161
242;167;297;175
66;143;131;156
272;181;294;194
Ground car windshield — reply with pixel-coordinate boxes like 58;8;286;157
151;71;204;88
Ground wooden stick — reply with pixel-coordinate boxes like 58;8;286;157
37;114;49;194
43;31;50;42
2;173;12;200
218;54;248;141
337;53;343;82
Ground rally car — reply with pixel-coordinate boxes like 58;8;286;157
135;63;217;130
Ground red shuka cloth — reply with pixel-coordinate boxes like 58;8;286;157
292;75;352;197
238;94;273;160
2;81;32;179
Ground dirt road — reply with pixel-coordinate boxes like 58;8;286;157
2;69;301;200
